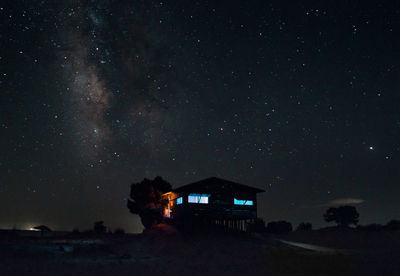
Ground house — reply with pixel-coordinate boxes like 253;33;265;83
162;177;264;231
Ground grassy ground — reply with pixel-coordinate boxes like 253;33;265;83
0;231;399;275
284;228;400;250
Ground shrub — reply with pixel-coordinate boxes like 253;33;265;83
247;218;266;233
296;222;312;231
385;220;400;230
93;221;107;234
357;224;383;231
266;221;292;234
114;228;125;235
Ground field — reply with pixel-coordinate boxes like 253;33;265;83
1;229;399;275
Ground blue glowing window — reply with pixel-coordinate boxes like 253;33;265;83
176;197;183;204
188;193;209;204
234;198;253;205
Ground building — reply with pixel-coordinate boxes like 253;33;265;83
162;177;264;231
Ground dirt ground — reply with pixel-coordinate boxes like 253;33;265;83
1;230;399;275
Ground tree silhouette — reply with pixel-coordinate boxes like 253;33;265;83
385;220;400;230
296;222;312;231
247;218;266;233
93;221;107;234
33;225;52;232
127;176;172;229
323;205;359;227
114;228;125;235
266;221;292;234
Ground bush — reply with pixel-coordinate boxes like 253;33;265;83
357;224;383;231
114;228;125;235
72;228;80;234
93;221;107;234
266;221;292;234
296;222;312;231
140;208;164;229
247;218;266;233
385;220;400;230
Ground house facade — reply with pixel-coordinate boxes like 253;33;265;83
162;177;264;231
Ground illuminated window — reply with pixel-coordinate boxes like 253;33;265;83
234;198;253;205
188;193;209;204
176;197;183;204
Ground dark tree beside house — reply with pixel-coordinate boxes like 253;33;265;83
323;206;359;227
127;176;172;228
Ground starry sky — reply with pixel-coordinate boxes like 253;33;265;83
1;1;399;233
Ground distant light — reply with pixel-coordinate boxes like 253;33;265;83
369;146;374;150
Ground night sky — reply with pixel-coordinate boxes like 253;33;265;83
1;1;399;233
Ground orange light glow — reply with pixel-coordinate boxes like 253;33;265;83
162;191;177;218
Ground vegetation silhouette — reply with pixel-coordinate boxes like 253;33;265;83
114;228;125;235
247;218;266;233
357;223;383;231
33;225;52;232
385;220;400;230
93;221;107;234
266;221;292;234
323;205;359;227
127;176;172;229
296;222;312;231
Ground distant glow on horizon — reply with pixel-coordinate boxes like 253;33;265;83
25;225;40;231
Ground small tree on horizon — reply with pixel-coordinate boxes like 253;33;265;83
127;176;172;229
93;221;107;234
323;205;359;227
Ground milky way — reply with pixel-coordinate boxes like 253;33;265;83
58;6;112;158
56;1;180;162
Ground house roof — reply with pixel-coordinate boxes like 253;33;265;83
173;177;265;193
